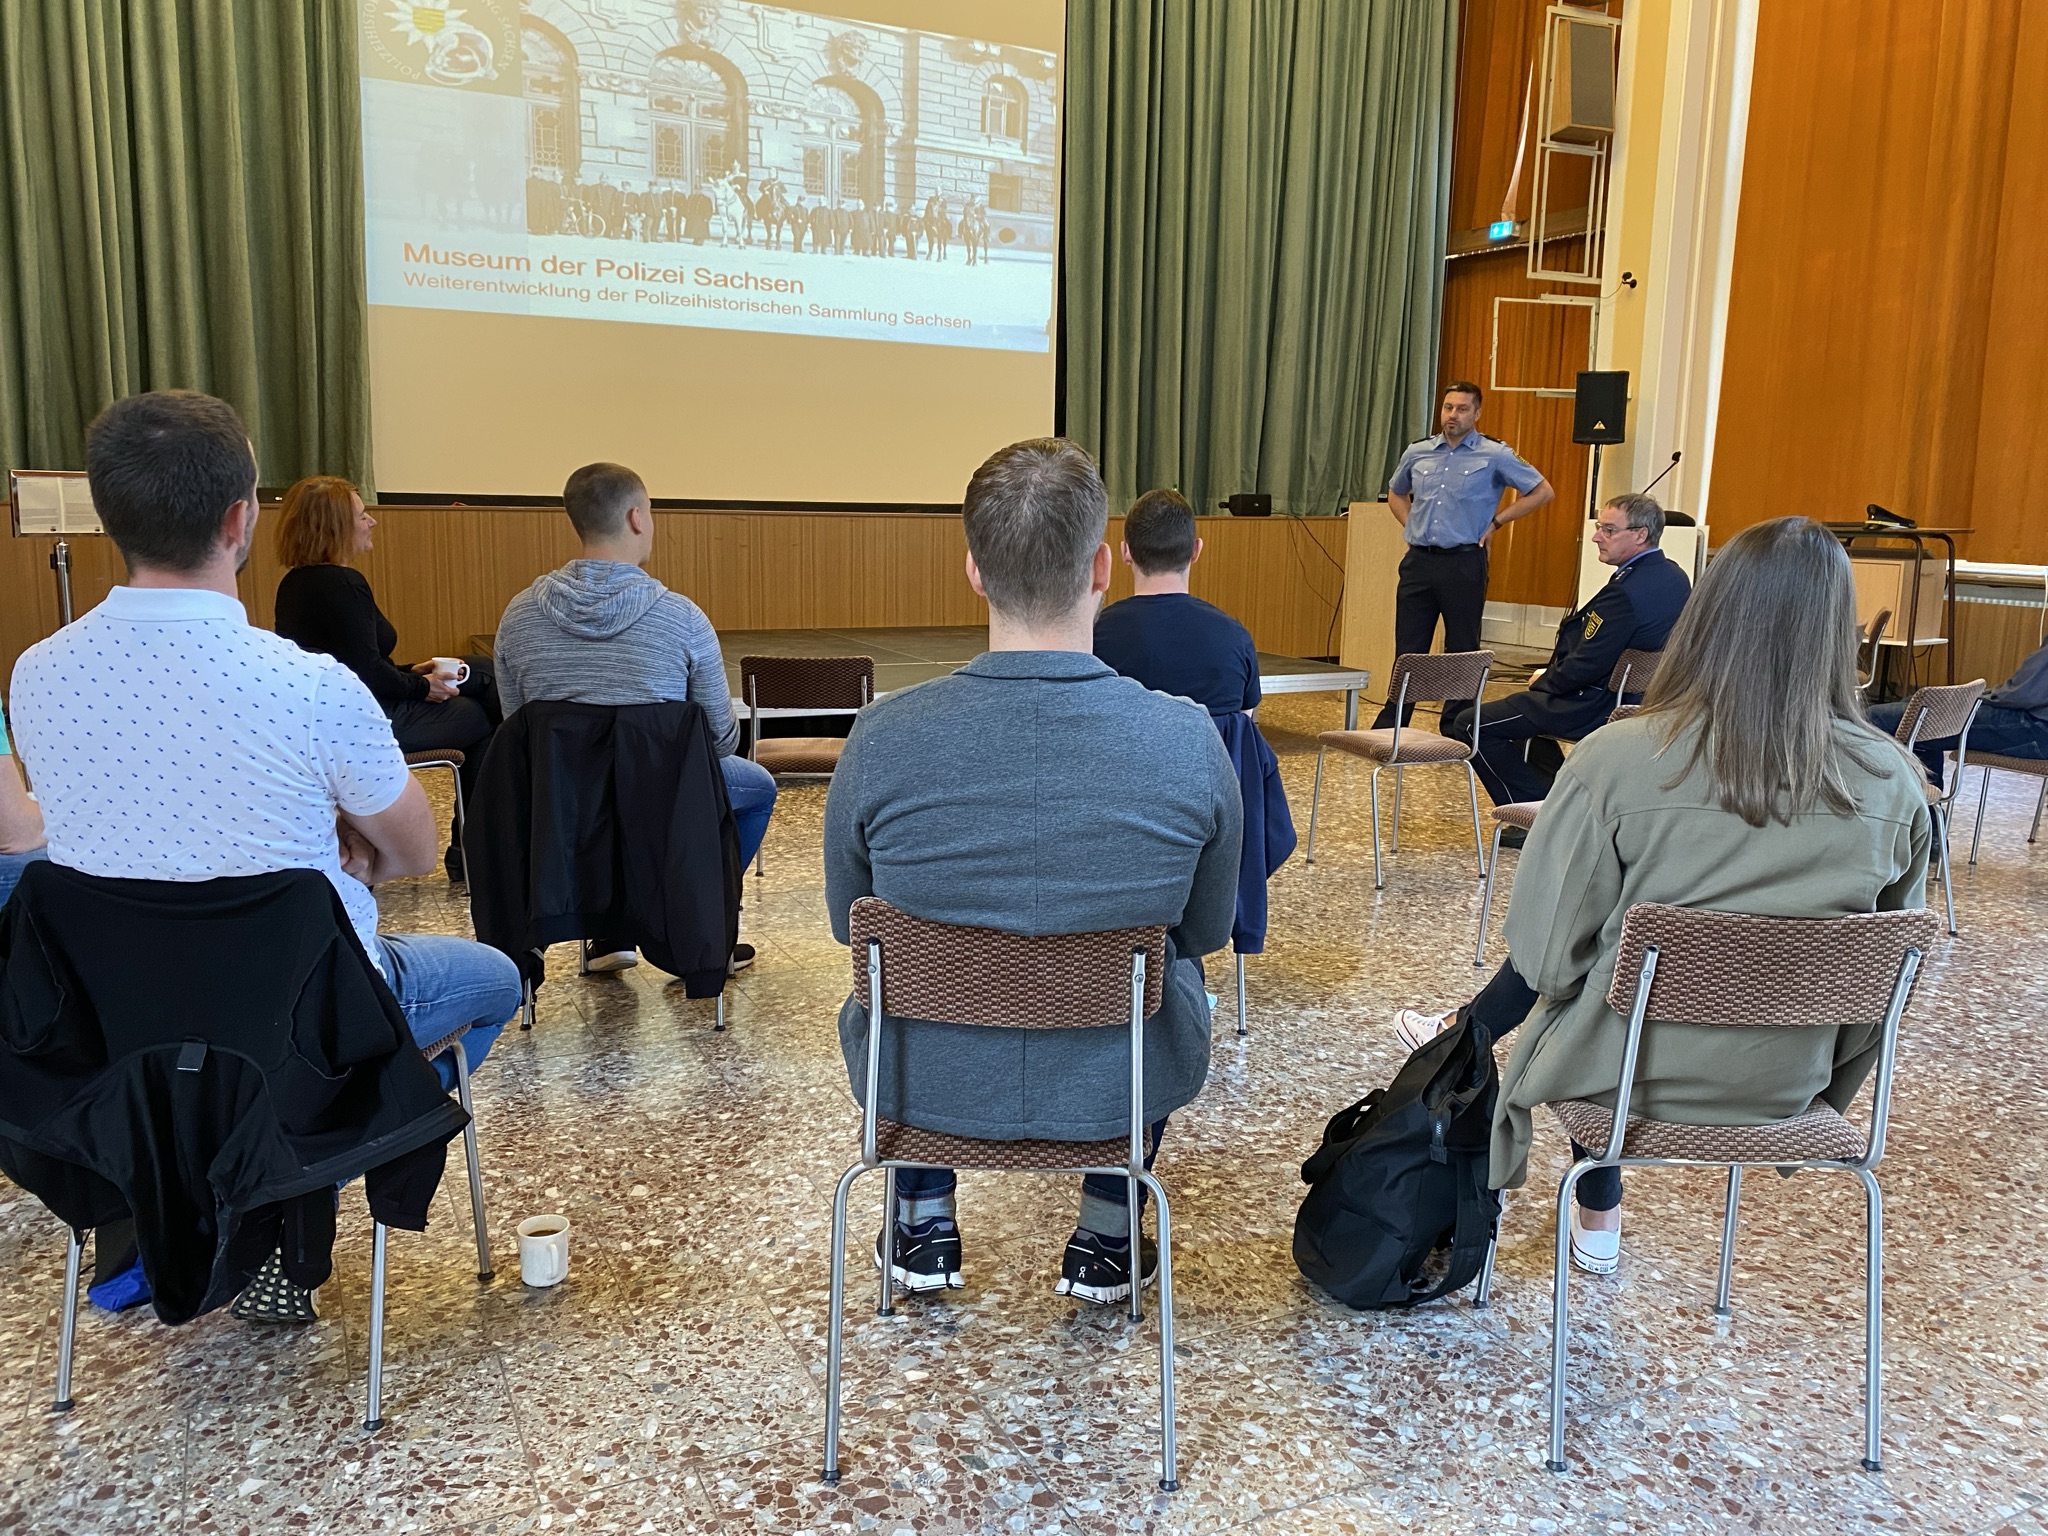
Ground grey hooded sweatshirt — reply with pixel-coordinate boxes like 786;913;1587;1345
493;559;739;756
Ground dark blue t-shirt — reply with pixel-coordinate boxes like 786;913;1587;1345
1093;593;1262;715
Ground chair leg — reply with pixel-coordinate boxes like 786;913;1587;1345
714;989;726;1033
54;1226;83;1412
1935;808;1958;935
1547;1163;1590;1473
451;1043;492;1282
1304;748;1326;865
1969;766;1992;867
1466;766;1487;877
1390;767;1403;853
1474;1203;1500;1311
1857;1166;1885;1472
1126;1172;1145;1322
1713;1165;1741;1317
1474;823;1506;968
822;1163;863;1486
1139;1171;1179;1493
877;1166;896;1318
364;1222;389;1432
449;768;467;872
2031;778;2048;844
1234;952;1247;1039
1369;768;1385;890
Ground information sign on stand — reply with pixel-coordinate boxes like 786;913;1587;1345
9;470;104;628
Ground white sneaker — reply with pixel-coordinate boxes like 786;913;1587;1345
582;944;639;973
1392;1008;1452;1052
1569;1206;1621;1275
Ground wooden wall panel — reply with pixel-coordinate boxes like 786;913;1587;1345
1710;0;2048;564
1;509;1347;685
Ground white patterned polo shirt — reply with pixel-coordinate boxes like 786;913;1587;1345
7;585;410;960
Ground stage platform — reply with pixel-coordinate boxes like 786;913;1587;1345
473;624;1368;727
717;625;1368;729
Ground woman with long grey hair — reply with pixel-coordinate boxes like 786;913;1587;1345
1391;516;1931;1274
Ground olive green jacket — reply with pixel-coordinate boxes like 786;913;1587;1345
1493;714;1932;1190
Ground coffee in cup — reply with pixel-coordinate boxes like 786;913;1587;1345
517;1214;569;1287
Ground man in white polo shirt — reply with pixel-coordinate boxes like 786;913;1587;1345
8;390;521;1316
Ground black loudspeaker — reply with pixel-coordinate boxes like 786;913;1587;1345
1572;371;1629;445
1221;493;1272;517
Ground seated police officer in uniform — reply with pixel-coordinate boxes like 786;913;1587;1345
1442;491;1691;819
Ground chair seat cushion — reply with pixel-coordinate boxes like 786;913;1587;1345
403;749;466;769
1493;801;1542;831
755;738;847;775
1316;728;1473;765
877;1119;1133;1173
1549;1097;1868;1164
1960;750;2048;776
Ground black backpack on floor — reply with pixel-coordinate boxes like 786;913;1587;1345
1292;1012;1501;1309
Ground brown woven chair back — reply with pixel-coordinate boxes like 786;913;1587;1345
1891;680;1984;747
1605;903;1938;1028
740;655;874;711
1605;703;1642;723
849;897;1166;1029
1387;650;1493;707
1606;648;1662;695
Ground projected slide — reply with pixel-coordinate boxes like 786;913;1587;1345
358;1;1059;351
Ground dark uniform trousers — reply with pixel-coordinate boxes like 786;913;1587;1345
1373;543;1489;728
1438;696;1564;807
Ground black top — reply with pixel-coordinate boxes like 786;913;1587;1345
1093;592;1262;715
273;563;427;704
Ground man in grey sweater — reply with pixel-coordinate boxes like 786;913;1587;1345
494;462;777;971
824;438;1242;1306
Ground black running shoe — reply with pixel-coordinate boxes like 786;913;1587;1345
444;843;466;883
729;943;757;974
873;1218;964;1293
1055;1229;1158;1306
231;1250;318;1324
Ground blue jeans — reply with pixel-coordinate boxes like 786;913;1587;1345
0;846;48;908
1868;700;2048;790
723;754;778;868
373;934;523;1091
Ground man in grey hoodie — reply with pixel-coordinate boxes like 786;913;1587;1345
494;461;776;972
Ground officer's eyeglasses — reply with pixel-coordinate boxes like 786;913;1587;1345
1594;520;1630;537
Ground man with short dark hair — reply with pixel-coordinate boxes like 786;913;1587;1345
8;389;522;1320
1093;488;1260;715
825;439;1241;1306
1375;381;1555;726
1442;489;1691;813
493;460;774;973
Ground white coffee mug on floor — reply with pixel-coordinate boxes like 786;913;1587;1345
517;1214;570;1287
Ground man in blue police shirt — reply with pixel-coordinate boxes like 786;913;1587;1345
1374;381;1555;727
1442;491;1691;816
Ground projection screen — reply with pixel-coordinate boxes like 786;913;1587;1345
357;1;1065;502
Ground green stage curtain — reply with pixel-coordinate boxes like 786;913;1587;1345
1064;0;1456;518
0;0;369;488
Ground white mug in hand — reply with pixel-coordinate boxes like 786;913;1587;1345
430;656;470;685
517;1214;570;1287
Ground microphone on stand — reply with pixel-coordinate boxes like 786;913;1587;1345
1640;451;1681;498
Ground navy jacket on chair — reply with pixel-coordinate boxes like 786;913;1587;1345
1215;711;1296;954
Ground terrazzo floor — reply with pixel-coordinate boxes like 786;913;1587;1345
3;690;2046;1535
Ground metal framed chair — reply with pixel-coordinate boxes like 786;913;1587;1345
51;1022;493;1432
1473;902;1936;1474
1304;650;1494;889
1962;751;2048;864
1523;648;1662;766
822;898;1180;1492
1888;680;1985;935
738;655;874;877
403;749;466;863
1856;609;1892;696
1474;703;1647;968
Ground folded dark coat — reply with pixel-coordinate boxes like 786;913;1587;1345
0;863;464;1324
466;700;741;997
1214;710;1296;954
